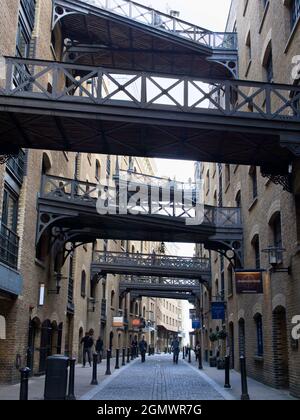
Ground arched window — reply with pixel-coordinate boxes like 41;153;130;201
143;306;146;318
254;313;264;357
111;290;115;307
95;160;101;180
251;235;260;269
81;270;86;298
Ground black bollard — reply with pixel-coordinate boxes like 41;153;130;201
105;350;112;375
91;353;98;385
131;347;134;360
183;346;185;359
115;349;120;369
198;348;203;370
240;356;250;400
224;355;231;389
127;348;130;363
67;358;76;400
188;347;191;363
122;348;126;366
19;367;31;400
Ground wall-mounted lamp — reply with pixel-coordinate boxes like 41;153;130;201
262;246;291;274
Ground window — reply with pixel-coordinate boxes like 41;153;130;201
225;164;230;186
111;290;115;307
265;50;273;82
245;31;251;63
106;155;111;178
235;190;241;208
249;166;258;200
254;314;264;357
291;0;300;29
252;235;261;269
81;271;86;298
95;160;101;180
2;187;19;233
206;170;210;194
271;213;283;262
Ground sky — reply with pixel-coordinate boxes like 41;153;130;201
141;0;232;342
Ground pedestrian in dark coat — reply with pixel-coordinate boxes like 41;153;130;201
139;336;148;363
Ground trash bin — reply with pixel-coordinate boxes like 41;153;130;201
44;355;69;400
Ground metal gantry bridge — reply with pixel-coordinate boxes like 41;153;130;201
52;0;238;77
37;172;243;264
91;251;211;281
0;56;299;175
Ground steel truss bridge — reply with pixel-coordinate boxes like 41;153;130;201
37;173;243;264
0;56;299;179
52;0;238;78
118;276;200;304
91;251;210;281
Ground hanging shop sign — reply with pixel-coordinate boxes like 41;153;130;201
112;317;124;327
235;270;264;294
132;319;141;328
192;319;201;329
211;302;225;320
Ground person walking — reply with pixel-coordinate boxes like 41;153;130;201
131;336;138;358
139;336;148;363
81;332;94;367
171;335;180;364
96;336;104;363
195;341;200;361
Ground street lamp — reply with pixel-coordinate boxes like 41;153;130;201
262;246;290;273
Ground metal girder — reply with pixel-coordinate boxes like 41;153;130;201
119;276;202;295
36;174;243;265
52;0;237;57
91;251;211;280
0;57;299;173
129;289;197;303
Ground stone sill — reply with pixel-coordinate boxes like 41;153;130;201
284;16;300;54
35;258;46;269
254;355;264;362
258;1;270;34
248;197;258;212
245;59;252;78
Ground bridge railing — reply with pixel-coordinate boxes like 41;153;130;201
92;251;211;272
120;275;200;288
59;0;237;50
2;57;300;121
39;174;242;228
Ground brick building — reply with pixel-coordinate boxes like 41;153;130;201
197;0;300;399
0;0;182;384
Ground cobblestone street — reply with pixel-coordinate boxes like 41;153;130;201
82;354;228;401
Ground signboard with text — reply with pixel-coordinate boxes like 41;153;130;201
113;317;124;327
192;319;201;329
211;302;225;320
235;270;264;294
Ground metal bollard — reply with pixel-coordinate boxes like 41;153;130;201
19;367;31;400
91;353;98;385
122;348;126;366
183;346;185;359
240;356;250;400
131;347;134;360
127;348;130;363
224;355;231;389
188;348;191;363
105;349;112;375
198;348;203;370
115;349;120;369
67;358;76;400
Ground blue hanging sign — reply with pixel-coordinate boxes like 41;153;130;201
211;302;225;320
192;319;201;329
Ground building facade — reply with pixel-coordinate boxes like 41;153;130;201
0;0;177;383
197;0;300;398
